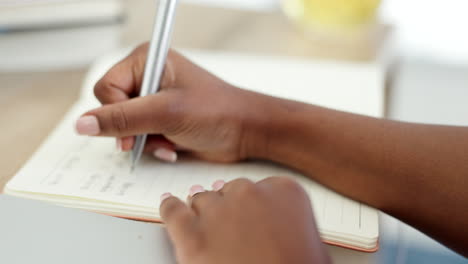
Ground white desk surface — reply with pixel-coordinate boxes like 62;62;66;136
0;195;177;264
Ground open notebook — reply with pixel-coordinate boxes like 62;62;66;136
5;49;385;252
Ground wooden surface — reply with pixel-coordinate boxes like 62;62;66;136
0;2;386;189
124;1;388;61
0;70;85;188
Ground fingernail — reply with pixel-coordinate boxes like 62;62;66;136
153;148;177;162
189;185;204;197
116;138;122;153
212;180;225;191
121;136;134;152
76;116;100;136
160;192;172;202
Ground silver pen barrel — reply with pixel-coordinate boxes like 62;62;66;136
131;0;178;171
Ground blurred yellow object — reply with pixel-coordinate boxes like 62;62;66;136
282;0;381;32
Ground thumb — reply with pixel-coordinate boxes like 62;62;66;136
75;94;175;137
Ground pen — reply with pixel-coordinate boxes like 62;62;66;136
131;0;178;171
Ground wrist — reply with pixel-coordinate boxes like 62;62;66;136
238;96;269;160
240;91;308;162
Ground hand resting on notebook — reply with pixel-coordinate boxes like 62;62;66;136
76;43;468;257
159;177;330;264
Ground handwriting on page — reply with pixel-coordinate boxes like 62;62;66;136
33;137;365;231
31;137;240;207
36;138;153;203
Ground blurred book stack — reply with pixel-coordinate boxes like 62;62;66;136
0;0;125;71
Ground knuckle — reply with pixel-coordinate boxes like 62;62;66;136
162;198;188;220
170;207;193;226
93;79;107;100
134;43;149;54
166;49;177;62
93;79;115;103
161;198;179;214
130;45;150;88
191;193;220;214
110;106;129;133
268;176;306;196
133;45;149;63
160;59;176;89
156;95;187;134
233;179;258;196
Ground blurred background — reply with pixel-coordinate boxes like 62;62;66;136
2;0;468;69
1;1;467;263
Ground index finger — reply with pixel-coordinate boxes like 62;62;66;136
94;44;178;105
93;45;148;104
160;195;197;244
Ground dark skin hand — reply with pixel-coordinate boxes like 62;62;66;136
76;43;468;258
160;178;330;264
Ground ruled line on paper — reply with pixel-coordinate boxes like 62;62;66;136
359;203;362;229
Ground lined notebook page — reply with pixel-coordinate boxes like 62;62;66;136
7;100;378;243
